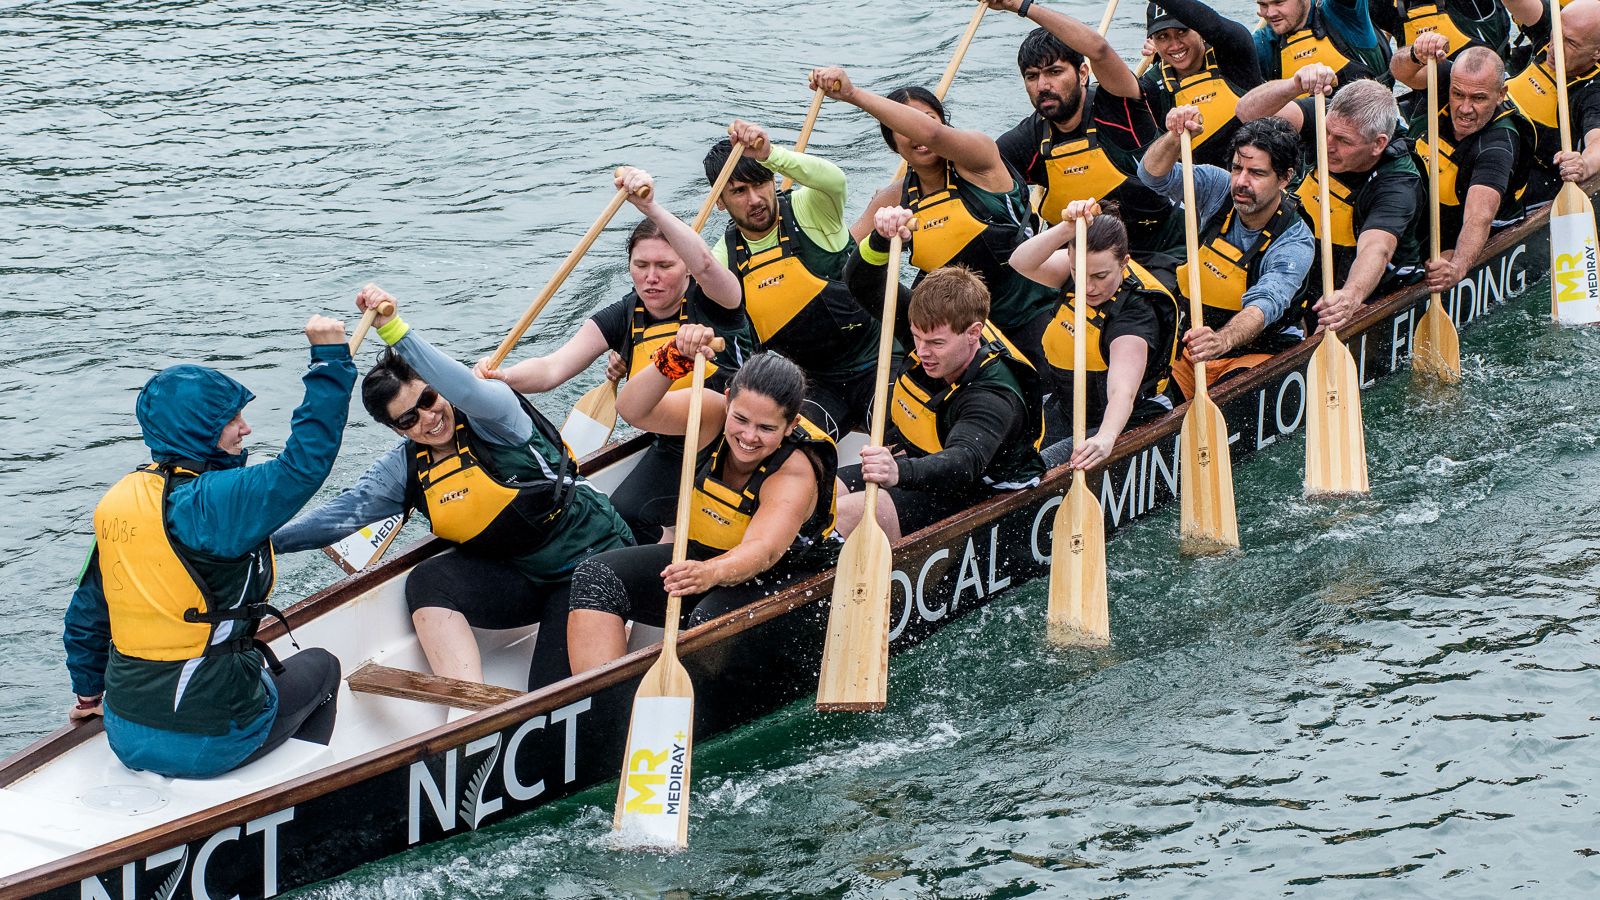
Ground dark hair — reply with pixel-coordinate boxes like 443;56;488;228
1226;117;1302;180
704;137;775;188
626;218;665;256
1018;27;1085;73
1084;211;1130;261
727;351;807;421
362;349;420;424
909;266;990;332
879;86;948;152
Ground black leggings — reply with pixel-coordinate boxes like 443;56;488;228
607;435;684;545
404;550;574;690
240;647;340;766
802;366;878;441
569;543;809;628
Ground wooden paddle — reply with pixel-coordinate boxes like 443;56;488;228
1548;2;1600;325
612;336;722;849
348;299;395;355
561;379;618;459
1084;0;1122;80
1304;92;1370;497
487;179;640;371
1177;130;1240;553
817;231;906;712
1047;215;1109;647
780;88;826;192
890;1;988;183
1411;58;1462;381
562;149;743;454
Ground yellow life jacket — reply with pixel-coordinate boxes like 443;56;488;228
687;415;837;556
1042;261;1181;426
1507;55;1600;166
407;397;575;558
1177;192;1309;335
1035;119;1133;226
1159;50;1247;158
1413;104;1527;210
726;192;875;374
889;325;1046;488
905;167;995;272
623;296;714;391
1280;25;1356;82
1402;1;1477;54
1294;167;1359;251
94;464;275;662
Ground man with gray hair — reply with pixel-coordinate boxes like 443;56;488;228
1393;38;1534;293
1236;64;1421;332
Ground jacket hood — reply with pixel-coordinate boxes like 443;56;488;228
135;365;255;470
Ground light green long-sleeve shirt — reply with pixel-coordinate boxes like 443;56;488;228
710;145;849;265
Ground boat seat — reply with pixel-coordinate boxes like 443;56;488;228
346;663;523;711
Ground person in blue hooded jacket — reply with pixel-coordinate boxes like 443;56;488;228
62;314;356;779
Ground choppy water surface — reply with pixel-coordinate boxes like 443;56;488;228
4;1;1599;896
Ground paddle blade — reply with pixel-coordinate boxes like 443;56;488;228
322;514;404;575
816;520;893;712
1178;393;1240;553
613;657;694;849
562;380;618;459
1551;183;1600;325
1047;474;1109;647
1411;294;1461;383
1304;334;1370;497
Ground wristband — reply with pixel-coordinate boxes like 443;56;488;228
376;315;410;345
1018;0;1033;16
652;341;695;382
1409;45;1422;66
76;695;102;710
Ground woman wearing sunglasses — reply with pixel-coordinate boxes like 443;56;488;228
274;285;633;691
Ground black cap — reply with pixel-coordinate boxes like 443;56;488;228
1146;2;1185;36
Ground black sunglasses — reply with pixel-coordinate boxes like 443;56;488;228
390;387;441;430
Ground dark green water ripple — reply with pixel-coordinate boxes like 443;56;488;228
4;0;1599;896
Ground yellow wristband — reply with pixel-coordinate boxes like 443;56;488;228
376;316;410;345
858;235;890;267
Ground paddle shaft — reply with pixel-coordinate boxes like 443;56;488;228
1179;130;1209;396
1314;92;1338;339
1428;60;1442;272
348;300;395;355
694;141;748;234
862;233;906;527
1555;1;1575;155
892;2;988;182
780;89;826;192
488;187;633;370
1073;217;1088;448
661;342;720;654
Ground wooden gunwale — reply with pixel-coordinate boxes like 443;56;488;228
0;194;1563;898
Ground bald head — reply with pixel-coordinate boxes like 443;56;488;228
1455;46;1506;84
1562;0;1600;71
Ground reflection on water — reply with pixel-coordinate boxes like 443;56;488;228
4;0;1599;895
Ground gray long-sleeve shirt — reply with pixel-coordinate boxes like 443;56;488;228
1138;160;1314;327
273;327;537;553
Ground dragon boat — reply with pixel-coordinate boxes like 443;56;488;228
0;198;1552;900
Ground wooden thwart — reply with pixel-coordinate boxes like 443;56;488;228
346;662;522;711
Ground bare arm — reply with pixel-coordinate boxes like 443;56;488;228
1237;78;1308;126
1449;184;1501;270
1007;0;1142;98
1343;229;1397;303
850;183;902;242
812;67;1011;189
616;167;742;309
489;320;609;393
1392;33;1448;90
613;325;727;446
702;453;818;585
1140;129;1182;179
1096;335;1151;442
1503;0;1542;27
1010;218;1078;288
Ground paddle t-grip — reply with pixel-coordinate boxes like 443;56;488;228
348;300;396;355
611;168;653;201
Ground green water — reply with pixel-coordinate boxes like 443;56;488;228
4;0;1599;896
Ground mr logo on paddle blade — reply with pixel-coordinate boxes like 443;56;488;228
1551;189;1600;325
614;697;692;849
